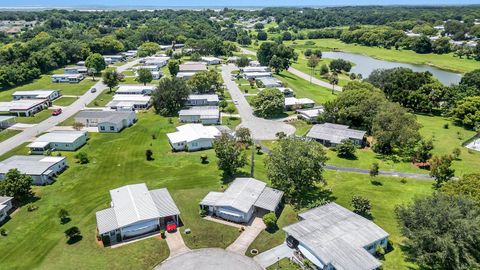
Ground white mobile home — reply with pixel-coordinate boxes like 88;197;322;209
258;77;282;88
179;106;220;125
200;178;283;223
0;196;13;223
243;72;272;80
201;56;222;65
116;85;156;95
51;74;84;83
134;65;160;72
103;55;125;64
143;56;170;67
12;90;61;101
284;97;315;110
0;99;48;117
0;155;67;185
27;130;88;154
106;95;151;111
186;94;219;106
74;110;137;133
179;62;207;73
306;123;366;147
167;124;231;151
297;107;324;123
241;66;271;73
64;66;88;74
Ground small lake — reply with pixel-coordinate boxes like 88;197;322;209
322;51;462;85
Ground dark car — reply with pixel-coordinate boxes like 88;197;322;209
286;235;299;248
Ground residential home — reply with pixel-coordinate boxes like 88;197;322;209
122;50;138;59
186;94;219;106
64;66;88;74
103;55;125;64
142;56;170;67
74;110;137;133
201;56;222;65
179;106;220;125
276;87;294;97
76;61;85;66
258;77;282;88
12;90;61;101
0;116;15;128
306;123;366;146
0;196;13;223
297;107;324;123
249;60;261;67
200;178;283;223
106;95;151;111
96;183;180;246
0;99;49;117
27;130;88;154
285;97;315;110
51;74;84;83
241;66;271;73
0;155;68;185
179;62;207;73
160;44;184;50
150;71;163;80
176;72;197;80
134;65;160;72
116;85;156;95
167;123;231;151
243;72;272;80
284;203;389;270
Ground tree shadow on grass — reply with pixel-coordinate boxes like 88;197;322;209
370;179;383;186
294;186;337;209
66;235;83;245
221;171;251;184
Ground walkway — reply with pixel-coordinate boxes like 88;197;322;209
0;59;140;155
254;243;294;268
238;46;342;91
226;216;265;255
165;230;190;258
222;64;295;140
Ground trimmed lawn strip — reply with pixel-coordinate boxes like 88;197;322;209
292;56;351;87
0;129;21;142
53;96;78;106
275;71;336;105
266;258;301;270
15;109;53;124
87;91;115;107
222;116;241;129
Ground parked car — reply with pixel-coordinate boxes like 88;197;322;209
90;87;97;93
166;221;177;232
52;108;62;116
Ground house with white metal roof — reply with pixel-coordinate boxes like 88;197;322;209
0;155;67;185
142;56;170;67
284;203;389;270
240;66;271;73
167;123;231;152
201;56;222;65
0;196;13;222
297;107;324;123
0;115;15;128
51;73;84;83
306;123;366;147
116;84;156;95
64;66;88;74
12;90;61;101
27;130;88;154
133;65;160;72
0;99;49;116
186;94;219;106
285;97;315;110
106;95;151;111
258;77;283;88
96;183;180;246
74;110;137;133
200;178;283;223
179;62;207;73
243;72;272;80
103;55;125;64
179;106;220;125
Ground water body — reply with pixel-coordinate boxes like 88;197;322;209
322;51;462;85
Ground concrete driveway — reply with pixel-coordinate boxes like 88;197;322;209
222;64;295;140
165;230;190;258
254;243;294;268
226;216;266;255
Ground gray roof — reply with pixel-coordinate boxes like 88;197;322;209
188;94;219;103
28;130;87;146
179;106;219;119
307;123;366;144
0;155;66;175
200;178;283;214
0;196;13;205
258;77;282;87
75;110;135;125
283;203;388;270
96;184;180;234
0;116;15;122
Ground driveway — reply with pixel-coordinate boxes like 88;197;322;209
165;230;190;258
254;243;294;268
226;216;266;255
222;64;295;140
0;59;140;156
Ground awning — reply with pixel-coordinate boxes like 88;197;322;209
27;141;50;148
218;209;242;218
298;244;324;268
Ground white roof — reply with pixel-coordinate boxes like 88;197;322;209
179;106;219;119
107;95;151;106
167;124;220;144
188;94;219;103
258;77;282;86
176;72;197;78
0;99;47;112
201;56;221;62
284;203;389;270
243;72;272;78
0;115;15;122
12;90;59;98
242;66;270;72
27;130;87;148
179;62;207;72
96;184;180;234
298;107;324;118
307;123;366;144
52;74;83;79
0;155;65;175
285;97;315;106
116;84;156;94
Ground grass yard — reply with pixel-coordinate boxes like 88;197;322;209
222;116;241;129
0;112;242;270
292;55;352;87
53;96;78;106
266;258;301;270
275;71;336;105
0;129;21;142
287;119;311;136
285;39;478;74
14;109;53;124
87;91;115;107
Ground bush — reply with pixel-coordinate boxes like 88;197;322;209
199;208;208;217
160;230;166;239
351;195;372;218
443;123;449;129
200;154;208;164
262;212;278;231
336;139;356;159
376;244;386;257
0;228;8;236
145;149;154;161
75;152;89;164
64;226;82;244
27;204;38;212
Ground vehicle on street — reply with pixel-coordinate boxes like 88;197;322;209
52;108;62;116
90;88;97;93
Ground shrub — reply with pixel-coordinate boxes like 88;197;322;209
262;212;278;231
199;208;208;217
27;204;38;212
452;148;461;160
160;230;166;239
351;195;372;218
75;152;89;164
336;139;356;158
369;162;379;177
200;154;208;164
400;178;408;184
146;149;154;161
0;228;8;236
64;226;82;244
58;208;70;224
443;123;449;129
376;244;386;257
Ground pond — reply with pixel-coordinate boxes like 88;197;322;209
322;51;462;85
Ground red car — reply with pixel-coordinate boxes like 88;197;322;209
166;221;177;232
52;108;62;116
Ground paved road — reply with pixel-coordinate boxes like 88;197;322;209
238;46;342;91
0;59;140;155
222;64;295;140
254;243;294;268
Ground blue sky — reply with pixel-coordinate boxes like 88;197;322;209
1;0;479;7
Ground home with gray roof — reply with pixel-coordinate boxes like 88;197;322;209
64;66;88;74
96;183;180;246
27;130;88;154
200;178;283;224
12;90;61;102
186;94;219;106
179;106;220;125
0;99;49;117
297;107;324;123
285;97;315;111
74;110;137;133
284;203;389;270
51;73;85;83
258;77;283;88
0;155;67;185
306;123;366;147
116;84;156;95
0;196;13;223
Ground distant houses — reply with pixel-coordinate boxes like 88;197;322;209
27;130;88;154
107;95;151;111
0;155;68;185
306;123;366;147
74;110;137;133
0;196;13;223
258;77;283;88
167;123;231;152
51;73;84;83
186;94;219;107
103;55;125;65
12;90;61;102
0;116;15;129
284;203;389;270
200;177;283;224
141;56;170;67
96;183;180;246
179;106;220;125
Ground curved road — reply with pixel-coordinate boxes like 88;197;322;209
222;64;295;140
238;46;342;91
0;59;140;156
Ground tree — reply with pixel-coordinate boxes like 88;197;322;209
213;134;247;177
432;37;452;54
252;88;285;118
265;138;328;206
452;96;480;129
85;53;106;80
72;121;84;131
145;149;154;161
236;127;252;145
136;68;153;85
351;195;372;218
168;60;180;77
412;139;434;163
262;212;278;232
75;152;89;164
336;139;356;159
442;173;480;203
58;208;70;224
313;49;322;58
395;193;480;270
282;31;292;41
188;70;222;94
257;31;267;41
430;155;455;189
410;35;432;54
152;77;191;116
254;23;264;30
236;30;251;46
369;162;379;177
460;69;480;90
102;69;121;93
138;42;160;57
329;59;352;72
257;42;278;66
320;64;329;75
0;169;32;202
268;55;284;74
307;56;319;83
304;49;312;57
257;42;294;72
237;56;250;68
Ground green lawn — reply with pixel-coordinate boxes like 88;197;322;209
53;96;78;106
222;116;241;129
0;112;241;269
288;120;311;136
87;91;115;107
292;55;352;87
14;109;53;124
275;71;337;105
0;129;21;142
266;258;301;270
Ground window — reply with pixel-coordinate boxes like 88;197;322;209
100;126;105;131
192;142;198;147
110;126;115;131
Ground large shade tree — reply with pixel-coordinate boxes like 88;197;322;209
152;77;191;116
